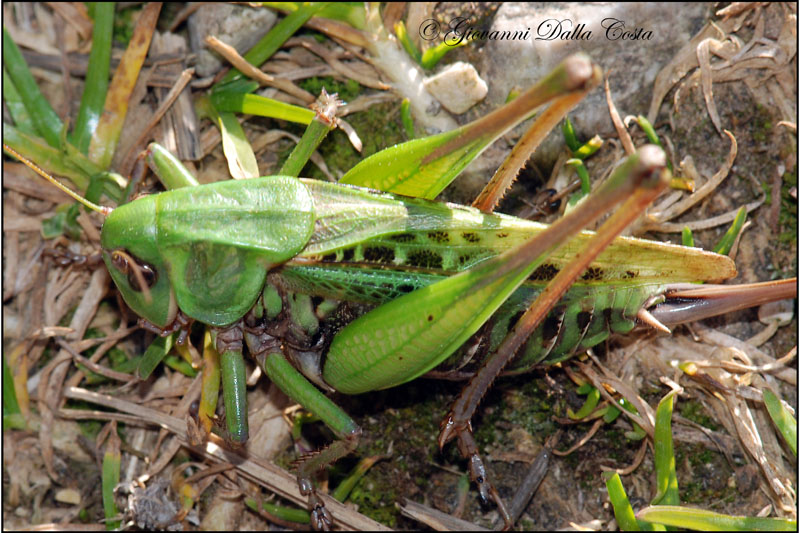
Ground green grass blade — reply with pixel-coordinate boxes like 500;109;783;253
574;135;603;159
420;40;466;70
602;404;622;423
566;158;591;194
3;27;63;147
73;2;114;154
2;67;36;134
258;2;366;29
3;123;95;192
394;21;421;64
568;386;600;419
280;115;335;176
401;98;415;139
762;389;797;456
562;117;580;152
200;93;261;179
331;455;383;502
604;472;640;531
651;389;680;506
636;115;672;172
138;334;174;380
163;355;198;377
210;91;315;124
84;172;125;208
636;115;662;147
3;354;25;430
637;506;796;531
245;497;311;524
90;2;161;169
712;206;746;255
41;203;82;240
682;226;695;247
217;111;260;179
218;2;328;86
102;427;122;529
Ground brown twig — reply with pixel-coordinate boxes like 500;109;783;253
204;35;315;104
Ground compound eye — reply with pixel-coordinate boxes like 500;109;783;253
127;262;158;291
110;250;158;292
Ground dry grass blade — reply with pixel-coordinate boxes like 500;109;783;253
696;39;723;134
62;387;390;531
605;73;635;156
646;130;737;224
120;67;194;175
724;392;795;512
400;499;490;531
45;2;92;40
3;163;75;203
717;2;770;19
3;231;20;302
204;35;315;104
551;419;604;456
576;360;656;438
695;326;797;386
647;21;730;122
645;198;763;233
288;36;390;90
56;339;136;383
89;1;161;169
340;91;397;115
16;523;108;531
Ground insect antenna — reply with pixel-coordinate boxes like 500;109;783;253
2;144;113;216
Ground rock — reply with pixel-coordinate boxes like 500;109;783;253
424;61;489;114
54;488;81;505
188;4;277;77
477;2;710;166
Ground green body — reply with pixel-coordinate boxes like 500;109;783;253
101;174;735;394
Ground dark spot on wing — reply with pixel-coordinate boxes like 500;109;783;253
427;231;450;243
577;310;592;331
363;246;395;263
581;266;603;281
458;253;477;266
461;232;481;243
496;232;509;238
397;284;415;293
407;250;443;269
389;233;415;243
321;253;337;262
343;248;355;261
624;270;637;279
529;263;559;281
542;311;562;342
427;314;434;321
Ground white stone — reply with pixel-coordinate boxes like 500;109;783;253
55;488;81;505
423;61;489;114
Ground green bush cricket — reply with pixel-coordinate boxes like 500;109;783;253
4;52;796;529
6;136;794;528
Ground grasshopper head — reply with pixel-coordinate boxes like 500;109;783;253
101;196;177;328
